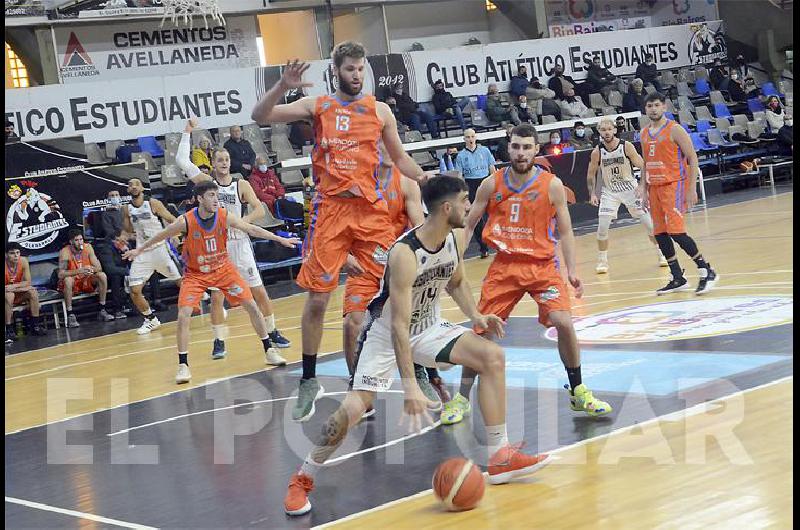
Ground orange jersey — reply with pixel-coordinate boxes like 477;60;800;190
312;94;383;202
483;167;558;259
62;243;93;271
640;120;688;185
182;207;230;274
5;260;24;284
380;168;410;238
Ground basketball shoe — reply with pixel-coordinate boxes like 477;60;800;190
656;271;690;295
284;472;314;516
488;443;550;485
441;392;471;425
175;363;191;384
565;384;612;417
415;364;443;412
695;265;719;295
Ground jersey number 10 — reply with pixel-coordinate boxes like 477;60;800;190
205;238;218;253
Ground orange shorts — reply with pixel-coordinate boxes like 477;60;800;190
57;274;97;295
649;180;687;235
343;274;379;316
298;195;394;293
477;254;571;327
178;262;253;309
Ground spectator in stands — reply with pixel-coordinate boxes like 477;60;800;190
623;78;646;113
224;126;257;177
391;82;440;138
548;64;579;101
542;130;570;156
732;54;749;79
526;76;561;120
743;77;762;100
709;59;727;90
91;190;130;320
5;120;19;143
559;87;593;119
454;128;496;258
568;121;593;150
248;156;286;214
191;137;213;169
766;96;793;150
510;94;536;125
635;54;663;93
58;229;114;327
616;115;637;142
431;80;467;131
486;83;513;124
289;120;314;150
727;71;748;103
586;56;616;98
5;242;46;343
494;123;515;163
509;66;529;99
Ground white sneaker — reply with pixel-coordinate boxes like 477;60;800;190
136;317;161;335
175;363;191;384
265;347;287;366
596;259;609;274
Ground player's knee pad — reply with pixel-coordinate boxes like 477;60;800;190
596;215;612;241
671;233;699;257
654;233;676;258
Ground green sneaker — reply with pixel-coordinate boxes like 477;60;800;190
441;392;471;425
566;384;612;417
292;378;325;423
415;364;443;412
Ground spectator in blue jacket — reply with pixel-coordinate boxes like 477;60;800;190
509;66;529;99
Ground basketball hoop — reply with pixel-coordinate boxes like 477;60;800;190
160;0;225;29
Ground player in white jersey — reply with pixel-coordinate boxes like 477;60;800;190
586;119;667;273
122;178;183;335
283;175;549;516
178;119;289;365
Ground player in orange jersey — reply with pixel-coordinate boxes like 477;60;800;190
5;242;46;343
251;41;431;422
123;180;301;384
57;229;114;327
341;141;449;415
441;124;612;425
639;92;718;295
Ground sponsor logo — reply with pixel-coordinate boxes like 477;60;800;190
60;32;100;79
567;0;595;21
492;223;502;236
687;22;727;65
319;136;360;152
6;182;69;250
527;191;540;201
360;374;392;390
227;285;243;296
372;245;389;265
545;297;793;344
539;286;560;302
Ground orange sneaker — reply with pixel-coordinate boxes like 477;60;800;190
284;472;314;516
488;443;550;485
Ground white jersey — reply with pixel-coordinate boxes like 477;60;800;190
367;228;460;337
598;140;637;193
128;199;165;249
215;178;247;240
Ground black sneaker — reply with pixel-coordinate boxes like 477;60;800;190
211;339;226;360
5;327;15;344
696;266;719;295
269;329;291;348
656;273;690;295
32;324;47;336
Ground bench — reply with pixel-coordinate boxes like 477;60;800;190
12;292;98;329
256;257;303;281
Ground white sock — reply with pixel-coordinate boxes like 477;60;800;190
142;309;152;316
486;423;509;456
300;458;321;478
264;314;276;333
598;251;608;260
211;324;225;341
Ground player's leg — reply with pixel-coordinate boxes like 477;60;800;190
174;274;208;384
651;184;690;294
129;257;161;335
667;180;718;294
5;292;16;343
624;192;667;267
93;272;114;321
23;289;45;335
595;191;620;273
60;276;79;327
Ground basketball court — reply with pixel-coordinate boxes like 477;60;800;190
5;187;793;529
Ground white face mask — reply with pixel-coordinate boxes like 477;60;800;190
551;136;561;144
108;197;121;206
258;164;268;172
575;129;585;138
520;102;527;108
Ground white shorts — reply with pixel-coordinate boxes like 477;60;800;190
598;188;644;220
128;244;182;286
352;320;468;392
227;237;262;288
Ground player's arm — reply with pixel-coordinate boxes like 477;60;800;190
57;248;79;279
121;204;135;238
586;147;600;205
150;198;177;224
175;119;207;183
226;214;301;248
550;177;583;298
670;125;700;207
463;175;494;250
400;176;425;226
237;180;266;225
87;245;103;273
378;102;426;182
624;140;644;170
251;60;315;124
15;258;32;291
122;216;186;261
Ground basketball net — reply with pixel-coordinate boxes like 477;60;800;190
160;0;225;29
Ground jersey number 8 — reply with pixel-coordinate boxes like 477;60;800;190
648;143;656;157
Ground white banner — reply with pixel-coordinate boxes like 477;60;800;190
549;16;651;38
6;21;726;142
545;0;719;28
53;15;260;83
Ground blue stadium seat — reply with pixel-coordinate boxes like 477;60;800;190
695;78;711;96
761;82;781;97
665;111;676;121
476;95;488;111
690;132;716;152
138;136;164;158
713;103;732;118
696;120;712;133
747;98;766;113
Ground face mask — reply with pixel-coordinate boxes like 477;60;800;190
258;164;268;172
575;129;585;138
731;75;739;81
551;136;560;144
109;197;121;207
394;89;403;95
520;103;527;108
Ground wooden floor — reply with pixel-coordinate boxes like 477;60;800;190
4;192;794;528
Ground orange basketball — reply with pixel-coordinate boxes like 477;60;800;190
432;457;485;511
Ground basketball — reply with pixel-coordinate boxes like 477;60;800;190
432;458;485;511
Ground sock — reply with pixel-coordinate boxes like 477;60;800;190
300;458;321;478
668;259;683;279
425;367;439;380
261;336;272;352
264;314;276;333
302;354;316;380
211;324;224;341
486;424;509;456
692;255;708;269
565;366;582;391
598;250;608;260
178;352;188;365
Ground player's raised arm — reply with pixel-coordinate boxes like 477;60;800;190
177;119;206;183
463;175;495;250
550;176;583;298
251;60;315;124
587;147;601;206
226;214;301;248
123;216;186;261
378;102;427;183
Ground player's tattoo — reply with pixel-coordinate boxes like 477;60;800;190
310;407;349;462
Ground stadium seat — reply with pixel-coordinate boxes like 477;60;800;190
713;103;733;118
696;120;713;133
278;169;304;188
665;111;676;121
694;66;709;81
476;95;488;111
677;96;695;112
747;98;766;113
727;125;757;144
660;70;678;88
696;106;714;121
690;132;716;152
665;98;677;113
137;136;164;158
160;164;186;187
131;151;157;171
678;109;696;127
607;91;624;109
732;114;750;129
85;142;111;165
695;78;711;96
710;90;735;106
163;132;181;166
217;126;231;146
714;117;731;131
747;121;774;141
761;82;781;97
469;109;491;129
706;128;739;148
589;93;607;111
251;202;284;229
105;139;124;160
540;115;557;124
677;81;695;97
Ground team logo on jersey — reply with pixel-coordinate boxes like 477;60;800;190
495;192;503;202
372;245;389;265
527;191;540;202
354;104;367;114
321;101;332;111
6;181;69;251
687;22;727;65
421;256;427;264
539;286;560;302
